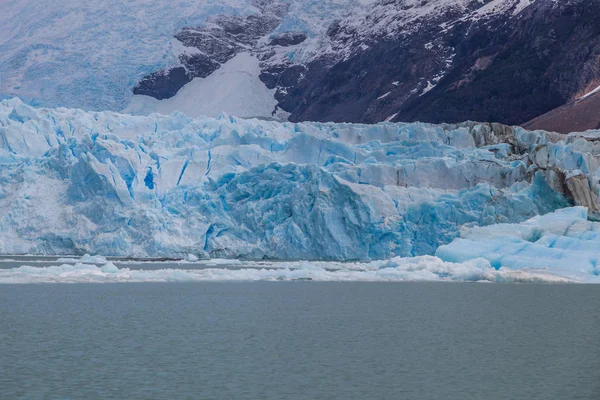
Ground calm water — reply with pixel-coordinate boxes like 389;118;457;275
1;283;598;400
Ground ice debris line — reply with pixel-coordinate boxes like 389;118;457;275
0;251;589;284
2;97;600;269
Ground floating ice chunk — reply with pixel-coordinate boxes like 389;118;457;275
81;254;108;264
101;262;119;273
57;254;108;264
186;254;199;262
436;207;600;277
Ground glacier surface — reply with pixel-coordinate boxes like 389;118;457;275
3;98;600;265
0;0;372;112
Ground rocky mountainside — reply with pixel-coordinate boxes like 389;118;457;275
3;0;600;131
134;0;600;130
523;89;600;134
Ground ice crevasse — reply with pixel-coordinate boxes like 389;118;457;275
1;97;600;273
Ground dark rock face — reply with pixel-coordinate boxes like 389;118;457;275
133;0;600;133
133;67;190;100
268;32;307;47
276;0;600;126
405;0;600;126
523;91;600;134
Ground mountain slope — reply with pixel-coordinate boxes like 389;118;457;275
523;89;600;134
272;0;600;125
132;0;600;128
3;0;600;132
129;0;600;129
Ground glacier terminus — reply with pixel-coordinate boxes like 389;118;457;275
1;98;600;282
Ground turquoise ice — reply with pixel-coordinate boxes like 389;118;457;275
3;98;597;261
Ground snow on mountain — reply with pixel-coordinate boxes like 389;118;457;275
126;53;287;119
286;0;535;61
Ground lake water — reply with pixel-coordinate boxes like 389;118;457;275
1;283;598;399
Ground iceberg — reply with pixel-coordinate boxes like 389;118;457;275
1;98;600;264
437;207;600;281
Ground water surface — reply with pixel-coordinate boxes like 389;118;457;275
1;283;598;399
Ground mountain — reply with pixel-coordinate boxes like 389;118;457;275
0;0;367;113
2;0;600;131
128;0;600;130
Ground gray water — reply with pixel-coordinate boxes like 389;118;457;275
1;283;598;400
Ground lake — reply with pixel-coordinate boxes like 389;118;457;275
1;282;598;399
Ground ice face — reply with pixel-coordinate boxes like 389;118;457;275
0;98;599;260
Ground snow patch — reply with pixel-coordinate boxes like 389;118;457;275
127;53;287;120
578;84;600;101
384;112;398;122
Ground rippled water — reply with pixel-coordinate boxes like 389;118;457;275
1;283;598;399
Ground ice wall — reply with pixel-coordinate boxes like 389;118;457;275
1;98;599;260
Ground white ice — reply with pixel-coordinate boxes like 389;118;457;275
0;256;583;284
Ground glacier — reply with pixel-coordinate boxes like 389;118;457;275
4;207;599;283
0;0;372;112
3;97;600;268
5;205;600;282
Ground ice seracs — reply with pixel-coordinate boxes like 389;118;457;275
1;98;600;267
